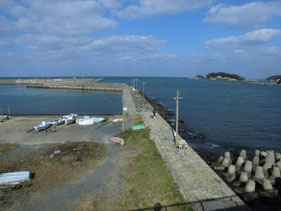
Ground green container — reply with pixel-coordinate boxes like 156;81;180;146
132;125;146;130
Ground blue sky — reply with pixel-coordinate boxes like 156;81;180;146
0;0;281;79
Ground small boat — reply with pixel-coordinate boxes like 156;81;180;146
0;171;30;187
51;118;65;125
78;117;94;125
78;116;107;125
64;113;78;125
91;117;108;123
34;121;52;131
112;118;122;123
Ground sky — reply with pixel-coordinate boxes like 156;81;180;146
0;0;281;79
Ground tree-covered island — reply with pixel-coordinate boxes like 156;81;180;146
206;72;245;81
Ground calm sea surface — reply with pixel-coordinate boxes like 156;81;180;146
0;85;122;115
1;77;281;155
101;77;281;155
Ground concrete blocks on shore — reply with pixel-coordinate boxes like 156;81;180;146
213;148;281;203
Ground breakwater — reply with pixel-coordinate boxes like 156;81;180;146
0;78;122;92
130;88;248;210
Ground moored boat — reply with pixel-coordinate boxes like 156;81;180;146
51;118;65;125
64;113;78;125
34;121;52;131
78;116;108;125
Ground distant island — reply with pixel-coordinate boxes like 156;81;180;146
195;75;204;80
266;75;281;85
206;72;245;81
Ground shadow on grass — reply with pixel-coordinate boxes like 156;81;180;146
128;196;250;211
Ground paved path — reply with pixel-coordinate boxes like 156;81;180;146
130;88;249;210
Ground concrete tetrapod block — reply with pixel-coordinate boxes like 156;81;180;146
252;156;260;170
275;152;281;161
224;151;231;159
269;166;281;185
235;156;244;170
263;162;273;178
263;178;273;190
217;156;224;163
255;150;260;157
244;161;253;176
222;158;230;168
265;152;275;165
245;180;256;193
226;164;236;183
276;162;281;169
260;151;267;158
233;171;249;187
259;178;278;198
253;166;265;184
240;149;247;160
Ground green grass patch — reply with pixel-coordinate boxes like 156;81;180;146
0;144;18;155
119;115;185;209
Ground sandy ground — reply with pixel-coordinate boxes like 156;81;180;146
0;115;122;145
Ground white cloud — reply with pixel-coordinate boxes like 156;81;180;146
3;0;118;36
205;29;281;49
116;0;214;19
204;2;281;27
81;35;166;55
12;34;165;58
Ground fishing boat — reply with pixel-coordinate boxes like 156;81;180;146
34;121;52;131
64;113;78;125
51;118;65;125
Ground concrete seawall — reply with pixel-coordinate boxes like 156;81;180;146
129;88;249;210
0;78;123;92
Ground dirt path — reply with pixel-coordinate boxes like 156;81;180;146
18;143;119;211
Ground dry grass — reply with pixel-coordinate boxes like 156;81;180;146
119;116;185;209
0;144;18;155
0;142;109;208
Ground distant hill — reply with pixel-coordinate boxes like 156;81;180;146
206;72;245;81
195;75;204;80
266;75;281;81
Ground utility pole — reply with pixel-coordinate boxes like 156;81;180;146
173;89;183;138
142;82;146;109
135;78;138;89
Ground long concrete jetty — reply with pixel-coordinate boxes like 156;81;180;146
0;78;248;210
0;78;123;92
129;88;249;210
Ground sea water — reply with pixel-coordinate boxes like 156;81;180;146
1;77;281;155
102;77;281;155
0;85;122;115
